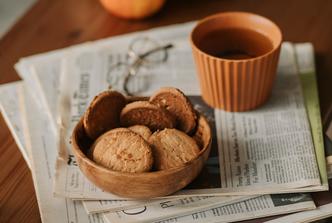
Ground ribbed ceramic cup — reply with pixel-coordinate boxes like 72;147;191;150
190;12;282;111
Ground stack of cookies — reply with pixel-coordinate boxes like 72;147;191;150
83;87;202;173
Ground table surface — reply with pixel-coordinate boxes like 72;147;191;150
1;0;332;222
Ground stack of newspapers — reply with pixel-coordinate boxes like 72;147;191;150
1;22;332;223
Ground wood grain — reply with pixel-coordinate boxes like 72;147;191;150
0;114;40;223
1;0;332;222
72;113;211;198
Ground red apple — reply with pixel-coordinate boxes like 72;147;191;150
99;0;166;19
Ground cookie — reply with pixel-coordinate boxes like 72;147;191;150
150;87;197;134
83;90;126;140
128;125;152;141
91;128;153;173
120;101;176;131
149;128;200;170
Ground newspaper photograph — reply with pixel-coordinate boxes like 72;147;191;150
104;194;315;223
51;39;326;199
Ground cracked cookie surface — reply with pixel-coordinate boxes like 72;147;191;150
128;125;152;141
91;128;153;173
149;128;200;170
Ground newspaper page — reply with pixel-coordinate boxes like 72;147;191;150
83;196;246;215
15;60;59;134
0;81;31;169
96;195;256;220
83;199;174;214
104;194;315;223
17;82;104;223
105;194;315;223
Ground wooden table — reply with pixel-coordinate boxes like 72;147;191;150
1;0;332;222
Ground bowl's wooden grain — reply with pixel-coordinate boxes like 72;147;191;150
71;113;211;199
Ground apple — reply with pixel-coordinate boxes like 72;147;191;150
99;0;166;20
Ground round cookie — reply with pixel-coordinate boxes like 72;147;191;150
150;87;197;134
91;128;153;173
128;125;152;141
83;90;126;140
120;101;176;131
149;128;200;170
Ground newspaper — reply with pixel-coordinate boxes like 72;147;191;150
0;81;319;223
83;199;172;214
82;195;250;215
50;37;327;200
0;82;322;222
11;19;326;199
101;196;258;222
123;194;315;223
0;82;256;222
104;194;315;223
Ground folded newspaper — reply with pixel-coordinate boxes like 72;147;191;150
1;20;327;222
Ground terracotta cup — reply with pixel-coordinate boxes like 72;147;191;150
190;12;282;111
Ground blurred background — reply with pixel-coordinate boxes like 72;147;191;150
0;0;35;37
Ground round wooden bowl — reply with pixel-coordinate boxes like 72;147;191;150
71;113;211;199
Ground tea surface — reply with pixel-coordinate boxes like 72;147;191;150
198;28;273;60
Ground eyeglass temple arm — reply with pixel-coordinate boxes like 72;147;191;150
139;43;174;59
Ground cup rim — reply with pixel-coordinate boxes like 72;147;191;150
190;11;283;62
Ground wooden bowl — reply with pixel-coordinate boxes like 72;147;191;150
71;112;211;199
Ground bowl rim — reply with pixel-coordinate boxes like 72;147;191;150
71;114;212;178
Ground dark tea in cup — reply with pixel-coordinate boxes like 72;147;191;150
198;28;274;60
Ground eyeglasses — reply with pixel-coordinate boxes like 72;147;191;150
106;36;173;96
